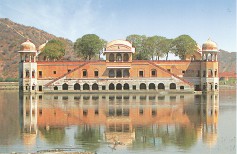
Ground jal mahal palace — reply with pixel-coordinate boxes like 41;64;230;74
18;38;219;93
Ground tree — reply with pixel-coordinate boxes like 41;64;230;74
158;38;173;60
74;34;105;60
143;36;166;60
126;34;148;60
41;39;66;60
171;35;198;60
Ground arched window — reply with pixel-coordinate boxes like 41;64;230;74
180;86;184;90
54;86;58;90
109;53;114;62
151;69;157;77
123;69;129;78
123;83;129;90
170;83;176;89
109;83;115;90
214;69;217;77
74;83;80;90
140;83;146;90
82;69;87;77
25;69;30;78
116;69;122;78
94;69;99;77
62;83;68;90
208;69;213;77
32;70;35;78
149;83;156;90
83;83;90;90
123;53;129;61
109;69;115;78
158;83;165;89
116;53;122;61
116;83;122;90
215;84;218;90
92;83;99;90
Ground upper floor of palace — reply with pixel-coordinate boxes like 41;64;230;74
18;38;219;62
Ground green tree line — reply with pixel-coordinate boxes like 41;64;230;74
40;34;198;61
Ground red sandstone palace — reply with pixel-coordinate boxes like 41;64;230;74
18;39;219;93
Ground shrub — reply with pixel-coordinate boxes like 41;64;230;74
4;77;18;82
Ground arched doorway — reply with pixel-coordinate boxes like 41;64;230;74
74;83;80;90
123;53;129;61
158;83;165;90
170;83;176;89
54;86;58;90
116;83;122;90
140;83;146;90
116;53;122;61
109;69;115;78
83;83;90;90
109;83;115;90
109;53;114;62
92;83;99;90
149;83;156;90
62;83;68;90
123;83;129;90
123;69;129;78
116;69;122;78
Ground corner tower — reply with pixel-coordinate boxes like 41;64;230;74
201;38;219;92
18;40;37;93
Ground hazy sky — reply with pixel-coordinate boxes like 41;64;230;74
0;0;236;52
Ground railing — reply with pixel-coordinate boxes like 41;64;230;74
45;61;90;87
147;61;194;86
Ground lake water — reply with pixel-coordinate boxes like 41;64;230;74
0;90;236;154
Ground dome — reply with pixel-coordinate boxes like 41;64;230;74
20;40;36;51
106;40;132;48
202;38;218;52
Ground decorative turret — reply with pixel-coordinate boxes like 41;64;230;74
103;40;135;62
20;39;36;51
18;40;37;62
202;38;219;61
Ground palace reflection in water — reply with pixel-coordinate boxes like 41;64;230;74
19;92;219;151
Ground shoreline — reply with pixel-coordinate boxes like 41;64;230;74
0;82;19;90
219;84;236;89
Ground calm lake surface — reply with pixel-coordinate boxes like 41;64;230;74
0;90;236;154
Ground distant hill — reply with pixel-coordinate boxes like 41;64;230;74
0;18;75;79
218;49;236;73
0;18;235;79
